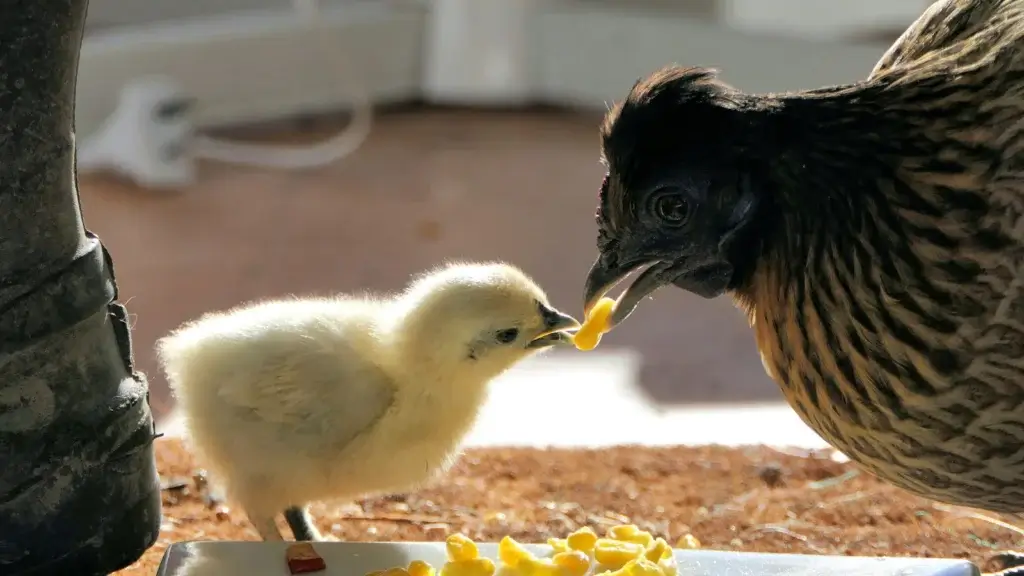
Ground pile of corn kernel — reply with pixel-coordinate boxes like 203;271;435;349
365;524;701;576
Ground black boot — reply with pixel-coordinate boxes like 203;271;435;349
0;1;162;574
990;551;1024;576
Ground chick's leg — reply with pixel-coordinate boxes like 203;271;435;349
246;510;285;541
284;505;323;541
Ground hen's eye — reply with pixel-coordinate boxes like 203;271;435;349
652;193;690;225
496;328;520;344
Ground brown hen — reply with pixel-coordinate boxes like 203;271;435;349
581;1;1024;574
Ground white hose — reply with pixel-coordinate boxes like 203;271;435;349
191;0;373;170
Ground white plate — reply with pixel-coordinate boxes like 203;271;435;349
157;541;981;576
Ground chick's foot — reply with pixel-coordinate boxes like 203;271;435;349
988;551;1024;575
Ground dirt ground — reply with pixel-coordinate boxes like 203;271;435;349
114;438;1024;575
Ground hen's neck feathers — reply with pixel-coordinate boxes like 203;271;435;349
728;0;1024;314
729;65;1011;318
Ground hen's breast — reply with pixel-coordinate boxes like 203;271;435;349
745;227;1024;513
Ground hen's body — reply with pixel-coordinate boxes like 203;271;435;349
734;0;1024;514
587;0;1024;572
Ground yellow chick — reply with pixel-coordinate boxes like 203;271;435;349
157;261;580;541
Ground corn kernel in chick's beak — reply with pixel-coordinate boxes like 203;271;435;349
528;304;582;348
572;296;615;351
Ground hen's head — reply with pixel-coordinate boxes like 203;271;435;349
584;65;776;325
394;261;580;376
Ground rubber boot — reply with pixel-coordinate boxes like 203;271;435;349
0;1;163;574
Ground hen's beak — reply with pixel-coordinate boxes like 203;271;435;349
583;255;674;328
528;305;581;348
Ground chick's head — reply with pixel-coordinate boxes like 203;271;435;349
583;65;769;327
394;262;580;375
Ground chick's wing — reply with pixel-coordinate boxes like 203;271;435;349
214;318;396;447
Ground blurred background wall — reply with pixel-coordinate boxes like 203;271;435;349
73;0;934;421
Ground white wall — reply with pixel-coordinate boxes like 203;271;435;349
85;0;365;31
85;0;924;37
76;0;919;135
720;0;930;41
533;3;895;106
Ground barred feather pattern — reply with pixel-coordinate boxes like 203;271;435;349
734;0;1024;512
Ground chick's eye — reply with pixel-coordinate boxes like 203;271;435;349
651;191;691;225
495;328;519;344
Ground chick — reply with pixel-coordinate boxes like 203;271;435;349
582;1;1024;574
157;261;579;542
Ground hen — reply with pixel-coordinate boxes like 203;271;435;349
582;1;1024;573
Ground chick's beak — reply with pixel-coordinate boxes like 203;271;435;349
528;305;581;348
583;254;673;328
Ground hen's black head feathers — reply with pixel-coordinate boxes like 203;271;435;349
600;66;733;168
599;67;748;215
596;66;782;236
593;66;781;297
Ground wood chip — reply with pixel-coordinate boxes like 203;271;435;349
112;438;1019;575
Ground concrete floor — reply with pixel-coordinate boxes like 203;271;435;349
79;107;783;421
